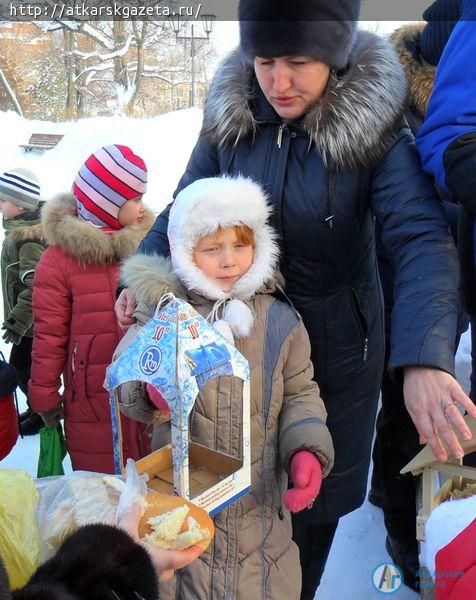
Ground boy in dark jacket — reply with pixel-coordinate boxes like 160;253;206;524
370;1;463;592
0;168;46;436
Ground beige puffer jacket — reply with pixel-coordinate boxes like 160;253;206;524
115;254;334;600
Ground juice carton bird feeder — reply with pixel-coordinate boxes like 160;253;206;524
401;416;476;541
105;296;251;516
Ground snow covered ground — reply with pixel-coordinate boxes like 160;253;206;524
0;110;472;599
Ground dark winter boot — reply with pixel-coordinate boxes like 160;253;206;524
20;411;43;436
385;535;420;592
368;467;383;508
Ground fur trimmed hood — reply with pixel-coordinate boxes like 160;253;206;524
122;252;281;342
41;193;154;264
123;176;280;341
201;30;408;171
6;221;45;245
122;253;183;307
3;203;45;245
168;176;280;302
391;23;436;119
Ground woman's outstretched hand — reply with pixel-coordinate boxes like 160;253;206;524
404;366;476;462
118;502;203;582
283;450;323;513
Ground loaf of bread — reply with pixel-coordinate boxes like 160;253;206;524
139;493;214;551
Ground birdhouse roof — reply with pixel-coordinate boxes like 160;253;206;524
401;416;476;475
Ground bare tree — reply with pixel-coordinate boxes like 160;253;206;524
0;65;23;116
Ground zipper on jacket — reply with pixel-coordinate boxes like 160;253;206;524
277;123;290;148
350;288;369;363
4;261;20;313
71;341;78;374
277;124;298;148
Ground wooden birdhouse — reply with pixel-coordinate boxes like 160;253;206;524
401;416;476;541
106;296;251;517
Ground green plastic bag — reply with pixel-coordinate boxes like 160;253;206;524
37;424;67;478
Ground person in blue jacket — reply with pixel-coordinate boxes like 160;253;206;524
116;1;476;597
417;0;476;405
369;1;465;592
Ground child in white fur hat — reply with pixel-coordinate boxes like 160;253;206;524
114;175;334;599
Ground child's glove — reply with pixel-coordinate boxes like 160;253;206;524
283;450;323;513
146;384;170;414
2;321;23;345
40;403;65;429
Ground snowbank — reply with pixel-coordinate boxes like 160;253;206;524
0;108;203;214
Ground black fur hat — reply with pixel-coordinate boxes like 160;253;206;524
239;0;361;69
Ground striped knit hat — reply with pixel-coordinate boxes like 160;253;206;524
0;168;41;210
73;144;147;231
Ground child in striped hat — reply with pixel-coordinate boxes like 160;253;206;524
73;144;148;231
0;167;46;436
28;145;154;473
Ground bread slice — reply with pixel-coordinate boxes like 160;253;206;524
139;493;214;551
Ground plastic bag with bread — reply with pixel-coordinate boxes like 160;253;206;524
139;493;214;551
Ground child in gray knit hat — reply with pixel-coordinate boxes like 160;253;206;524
0;167;47;436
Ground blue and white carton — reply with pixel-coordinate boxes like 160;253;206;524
105;296;251;516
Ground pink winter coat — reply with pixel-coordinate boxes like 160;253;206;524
29;194;154;473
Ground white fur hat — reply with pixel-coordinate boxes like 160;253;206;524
168;175;279;302
167;175;280;341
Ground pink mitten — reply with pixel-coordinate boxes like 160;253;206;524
146;383;170;413
283;450;323;513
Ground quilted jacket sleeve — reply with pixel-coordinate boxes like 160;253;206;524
371;127;460;377
279;320;334;477
6;240;45;337
28;247;71;413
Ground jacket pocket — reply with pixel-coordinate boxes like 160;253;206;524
74;334;96;400
349;287;369;363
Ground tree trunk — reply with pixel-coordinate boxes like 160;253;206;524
63;28;77;120
0;67;23;116
113;20;129;115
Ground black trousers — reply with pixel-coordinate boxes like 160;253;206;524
9;336;33;401
292;513;338;600
371;350;422;541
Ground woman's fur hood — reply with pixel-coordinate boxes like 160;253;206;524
41;193;154;264
201;30;409;171
391;22;436;120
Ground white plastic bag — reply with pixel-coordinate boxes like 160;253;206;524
35;471;126;561
116;458;149;521
35;460;148;562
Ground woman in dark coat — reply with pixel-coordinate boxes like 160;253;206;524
116;1;476;597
